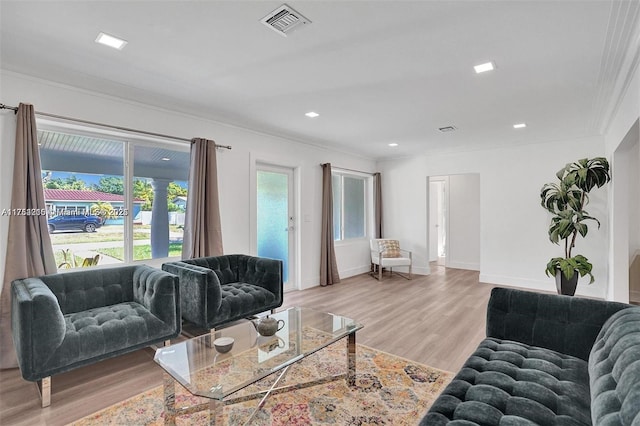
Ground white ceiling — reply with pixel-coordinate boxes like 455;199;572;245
1;1;638;159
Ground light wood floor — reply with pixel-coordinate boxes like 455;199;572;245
0;265;494;426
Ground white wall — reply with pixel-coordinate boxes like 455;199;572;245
607;120;639;303
381;156;431;275
379;136;608;298
627;128;640;259
447;174;480;271
0;70;375;292
604;47;639;302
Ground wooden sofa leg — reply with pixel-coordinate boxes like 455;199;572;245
38;376;51;407
164;340;171;347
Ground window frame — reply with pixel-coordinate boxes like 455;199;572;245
331;171;369;242
37;120;190;269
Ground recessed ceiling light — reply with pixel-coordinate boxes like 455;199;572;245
95;32;128;50
388;143;398;147
513;123;527;129
474;61;495;74
161;157;171;161
305;111;319;118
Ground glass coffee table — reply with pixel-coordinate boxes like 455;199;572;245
154;307;363;425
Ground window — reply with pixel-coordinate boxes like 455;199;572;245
38;129;189;269
332;173;366;241
133;145;189;261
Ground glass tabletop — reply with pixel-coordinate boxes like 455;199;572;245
154;307;363;400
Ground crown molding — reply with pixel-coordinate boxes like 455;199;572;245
592;0;640;134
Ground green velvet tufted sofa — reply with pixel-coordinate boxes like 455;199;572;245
11;265;180;407
162;254;283;330
422;287;640;425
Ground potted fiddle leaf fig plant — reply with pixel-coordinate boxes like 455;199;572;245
540;157;611;295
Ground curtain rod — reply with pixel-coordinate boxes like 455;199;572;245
320;163;376;176
0;103;232;150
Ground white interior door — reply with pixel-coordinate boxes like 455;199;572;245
256;164;295;290
429;178;447;265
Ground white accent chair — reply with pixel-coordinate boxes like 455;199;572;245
370;239;412;281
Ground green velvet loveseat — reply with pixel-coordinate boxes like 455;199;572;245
11;265;180;407
422;287;640;425
162;254;283;330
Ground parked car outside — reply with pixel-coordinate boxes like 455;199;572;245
47;214;104;233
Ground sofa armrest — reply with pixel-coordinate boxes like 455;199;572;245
132;266;180;335
11;278;66;381
238;256;283;304
486;287;631;361
162;261;222;327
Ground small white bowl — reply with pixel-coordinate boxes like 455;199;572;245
213;337;234;353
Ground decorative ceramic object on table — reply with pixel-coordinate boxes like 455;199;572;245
213;337;234;353
252;316;285;336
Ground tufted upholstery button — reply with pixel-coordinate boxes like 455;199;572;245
465;385;510;412
512;381;558;411
482;360;520;378
490;351;525;367
499;416;538;426
521;358;562;377
454;400;503;425
476;371;516;393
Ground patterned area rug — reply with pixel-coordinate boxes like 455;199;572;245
71;343;452;425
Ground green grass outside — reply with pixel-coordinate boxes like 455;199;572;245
49;225;183;245
97;243;183;261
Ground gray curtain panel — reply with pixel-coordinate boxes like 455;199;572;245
182;138;224;259
320;163;340;286
374;172;383;239
0;103;56;369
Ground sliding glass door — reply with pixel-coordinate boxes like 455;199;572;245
38;128;189;269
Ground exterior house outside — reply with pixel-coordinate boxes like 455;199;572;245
44;189;144;225
173;196;187;210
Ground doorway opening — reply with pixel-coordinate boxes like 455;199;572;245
429;177;447;266
428;174;480;272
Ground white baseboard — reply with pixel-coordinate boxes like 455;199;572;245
413;266;430;276
446;261;480;271
298;264;430;291
300;276;320;291
479;273;605;299
340;265;371;278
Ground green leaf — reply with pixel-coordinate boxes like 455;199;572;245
541;157;610;286
545;255;595;284
560;262;575;280
575;222;588;237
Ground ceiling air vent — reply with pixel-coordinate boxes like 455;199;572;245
261;4;311;37
438;126;457;133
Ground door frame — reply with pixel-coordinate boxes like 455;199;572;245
250;153;300;291
428;176;449;266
